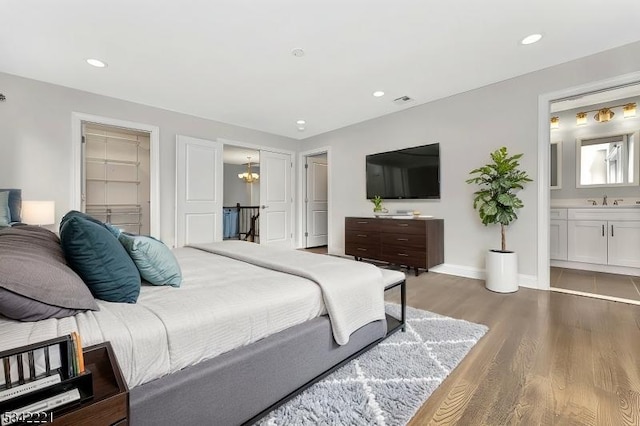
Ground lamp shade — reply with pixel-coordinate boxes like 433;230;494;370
22;201;55;225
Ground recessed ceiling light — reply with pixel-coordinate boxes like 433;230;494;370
520;34;542;45
86;58;107;68
296;120;306;125
373;91;385;97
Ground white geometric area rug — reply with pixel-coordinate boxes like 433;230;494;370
257;304;488;426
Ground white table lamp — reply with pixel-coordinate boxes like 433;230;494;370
22;201;56;226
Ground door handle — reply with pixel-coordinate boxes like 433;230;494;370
611;225;614;237
602;224;605;236
261;205;269;209
397;238;409;241
397;253;409;257
357;234;367;238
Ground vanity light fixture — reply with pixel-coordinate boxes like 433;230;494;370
550;116;559;130
594;107;614;123
574;102;637;125
576;112;588;126
623;103;637;118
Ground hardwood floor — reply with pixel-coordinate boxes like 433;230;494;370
383;271;640;425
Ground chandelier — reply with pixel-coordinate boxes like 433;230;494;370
238;156;259;183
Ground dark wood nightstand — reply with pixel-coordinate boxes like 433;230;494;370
51;342;129;426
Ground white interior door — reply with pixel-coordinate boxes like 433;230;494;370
305;155;328;247
259;150;292;247
175;135;223;247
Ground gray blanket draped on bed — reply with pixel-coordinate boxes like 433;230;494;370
189;241;386;345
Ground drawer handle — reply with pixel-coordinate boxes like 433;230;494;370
611;225;614;237
397;253;409;257
357;221;369;224
602;224;605;237
357;248;367;251
357;234;368;238
398;224;409;227
397;238;409;241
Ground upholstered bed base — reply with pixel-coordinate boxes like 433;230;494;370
130;315;387;426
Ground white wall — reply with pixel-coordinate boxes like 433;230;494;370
0;71;297;246
301;41;640;279
551;95;640;201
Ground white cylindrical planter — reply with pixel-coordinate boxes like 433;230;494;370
485;250;518;293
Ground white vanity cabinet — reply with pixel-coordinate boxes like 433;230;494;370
550;209;567;260
567;220;608;264
607;221;640;268
565;209;640;268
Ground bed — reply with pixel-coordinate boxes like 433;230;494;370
0;199;406;425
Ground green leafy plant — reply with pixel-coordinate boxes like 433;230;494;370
466;147;532;252
371;195;383;212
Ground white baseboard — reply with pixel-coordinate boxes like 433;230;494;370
332;249;543;290
431;264;540;290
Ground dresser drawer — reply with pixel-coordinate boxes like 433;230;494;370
345;218;378;232
346;231;380;244
380;245;425;267
345;242;380;258
381;233;425;248
379;219;425;234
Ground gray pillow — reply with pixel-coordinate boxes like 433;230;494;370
0;288;83;322
0;226;98;321
0;191;10;227
0;188;22;222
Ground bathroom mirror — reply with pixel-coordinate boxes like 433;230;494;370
550;141;562;189
576;131;639;188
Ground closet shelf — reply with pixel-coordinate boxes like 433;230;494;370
86;178;141;184
86;157;140;166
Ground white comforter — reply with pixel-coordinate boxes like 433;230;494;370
190;241;386;345
0;247;326;388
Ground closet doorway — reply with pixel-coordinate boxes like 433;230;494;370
82;123;151;234
71;113;160;238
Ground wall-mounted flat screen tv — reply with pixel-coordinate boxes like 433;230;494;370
366;143;440;199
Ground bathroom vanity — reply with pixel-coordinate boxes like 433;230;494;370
550;206;640;274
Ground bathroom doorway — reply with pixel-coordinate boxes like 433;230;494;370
547;82;640;304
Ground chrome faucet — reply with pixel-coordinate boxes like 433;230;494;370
614;199;624;206
587;199;597;206
602;194;608;206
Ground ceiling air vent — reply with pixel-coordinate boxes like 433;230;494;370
393;96;414;105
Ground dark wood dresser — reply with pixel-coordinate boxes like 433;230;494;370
345;216;444;275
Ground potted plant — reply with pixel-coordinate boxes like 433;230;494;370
466;147;532;293
371;195;384;213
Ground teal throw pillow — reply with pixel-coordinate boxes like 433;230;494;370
60;216;141;303
60;210;106;232
0;192;10;227
118;233;182;287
